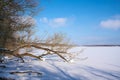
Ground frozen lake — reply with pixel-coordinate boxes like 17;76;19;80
74;46;120;69
0;46;120;80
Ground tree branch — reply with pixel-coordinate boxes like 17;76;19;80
1;43;79;62
20;53;42;60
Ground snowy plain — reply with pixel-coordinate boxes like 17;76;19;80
0;46;120;80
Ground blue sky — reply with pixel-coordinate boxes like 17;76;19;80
34;0;120;45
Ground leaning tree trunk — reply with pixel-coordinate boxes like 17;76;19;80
0;43;81;63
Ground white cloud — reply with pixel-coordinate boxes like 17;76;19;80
40;17;68;27
40;17;48;23
49;18;67;27
100;19;120;29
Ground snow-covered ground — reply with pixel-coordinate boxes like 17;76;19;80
0;47;120;80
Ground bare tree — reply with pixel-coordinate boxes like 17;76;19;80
0;0;39;48
0;0;82;63
0;0;39;61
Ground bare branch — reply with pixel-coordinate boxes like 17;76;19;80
11;44;70;62
20;53;42;60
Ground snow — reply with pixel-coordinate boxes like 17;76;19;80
41;58;46;61
0;46;120;80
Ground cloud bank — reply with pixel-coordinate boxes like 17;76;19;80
100;19;120;29
40;17;68;27
100;15;120;30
